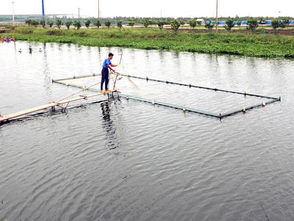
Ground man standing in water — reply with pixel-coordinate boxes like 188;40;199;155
101;53;117;93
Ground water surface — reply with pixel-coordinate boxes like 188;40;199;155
0;42;294;221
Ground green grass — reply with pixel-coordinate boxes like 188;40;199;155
2;26;294;58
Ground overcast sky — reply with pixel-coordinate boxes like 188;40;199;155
0;0;293;18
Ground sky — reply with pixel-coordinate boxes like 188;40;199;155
0;0;293;18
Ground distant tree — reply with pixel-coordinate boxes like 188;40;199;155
73;20;82;30
189;19;197;29
56;19;62;29
105;20;111;28
85;19;91;28
247;19;258;32
271;20;280;31
225;19;235;32
94;20;101;28
259;19;266;25
283;19;290;27
204;20;214;30
48;20;54;28
143;19;151;28
196;20;202;26
279;20;286;29
40;20;46;28
117;21;123;29
178;19;186;25
170;19;181;32
128;21;135;27
30;20;39;26
65;20;72;30
157;21;165;30
25;19;32;26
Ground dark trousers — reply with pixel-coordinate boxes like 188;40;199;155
101;68;109;90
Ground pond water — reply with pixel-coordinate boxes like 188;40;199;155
0;41;294;221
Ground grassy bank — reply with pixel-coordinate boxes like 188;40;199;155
2;26;294;58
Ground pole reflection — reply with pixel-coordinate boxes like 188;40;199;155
100;101;120;150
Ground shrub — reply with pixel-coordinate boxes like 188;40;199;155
128;21;135;27
189;19;197;29
178;19;186;25
32;20;39;26
73;20;82;30
105;20;111;28
117;21;123;29
225;19;235;32
94;20;101;28
47;20;54;28
40;20;46;28
85;19;91;28
25;19;32;26
247;20;258;32
143;19;151;28
46;29;64;35
204;20;214;30
271;20;280;30
65;20;72;30
56;19;62;29
170;20;181;32
157;21;165;30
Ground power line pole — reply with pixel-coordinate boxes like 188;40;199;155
98;0;100;19
216;0;219;32
41;0;45;17
12;1;15;25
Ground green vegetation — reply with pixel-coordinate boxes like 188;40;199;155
56;19;62;29
143;19;151;28
225;19;235;32
128;21;135;27
189;19;197;29
157;21;165;30
48;21;54;28
85;19;91;28
272;20;286;32
117;21;123;29
248;20;259;32
40;20;46;28
205;20;214;30
65;20;72;30
105;21;111;28
170;20;181;32
3;26;293;58
94;20;101;28
73;20;81;30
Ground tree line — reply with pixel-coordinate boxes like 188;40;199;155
24;17;292;33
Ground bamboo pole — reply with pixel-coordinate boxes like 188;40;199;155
54;73;280;101
0;91;113;123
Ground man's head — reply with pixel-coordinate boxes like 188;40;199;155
108;52;114;60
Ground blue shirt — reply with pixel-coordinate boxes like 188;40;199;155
102;58;112;69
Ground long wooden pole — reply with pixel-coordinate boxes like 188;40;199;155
12;1;15;25
216;0;219;32
98;0;100;18
0;92;107;123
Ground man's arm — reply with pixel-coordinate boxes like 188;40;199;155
107;64;116;72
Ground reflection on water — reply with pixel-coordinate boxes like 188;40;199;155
100;101;119;150
0;41;294;221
